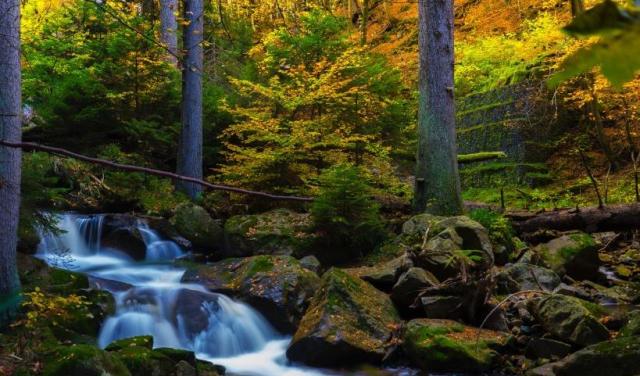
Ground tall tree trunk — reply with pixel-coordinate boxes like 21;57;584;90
360;0;369;46
177;0;204;200
0;0;22;324
414;0;463;215
160;0;179;65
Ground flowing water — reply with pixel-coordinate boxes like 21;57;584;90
36;213;328;376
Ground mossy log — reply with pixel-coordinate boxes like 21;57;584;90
457;151;507;163
510;203;640;233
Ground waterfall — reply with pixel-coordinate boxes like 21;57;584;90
36;213;326;376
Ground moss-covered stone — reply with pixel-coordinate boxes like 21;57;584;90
171;203;223;252
43;344;131;376
286;268;401;367
345;253;413;291
181;255;320;333
224;209;313;258
535;233;600;280
402;319;507;373
551;336;640;376
532;294;609;346
105;336;154;351
18;253;89;293
620;310;640;337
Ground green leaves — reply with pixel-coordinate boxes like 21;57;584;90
550;0;640;88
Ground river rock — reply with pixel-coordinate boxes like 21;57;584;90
525;337;572;359
173;289;221;337
43;344;131;376
347;253;413;291
403;319;507;373
286;268;401;367
534;232;600;280
101;214;147;260
620;310;640;337
496;263;561;293
391;267;439;312
223;209;313;258
420;295;464;320
181;255;320;333
547;336;640;376
171;203;223;253
532;294;609;346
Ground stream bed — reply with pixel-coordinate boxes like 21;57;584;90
36;213;330;376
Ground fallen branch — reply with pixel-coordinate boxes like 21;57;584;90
0;141;313;202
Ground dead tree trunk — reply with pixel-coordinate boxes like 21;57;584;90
0;0;22;324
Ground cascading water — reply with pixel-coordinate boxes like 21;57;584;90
36;213;327;376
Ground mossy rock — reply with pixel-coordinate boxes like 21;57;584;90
534;233;600;280
532;294;609;347
181;255;320;333
171;203;223;252
345;253;413;291
551;336;640;376
496;263;561;294
286;268;401;367
43;344;131;376
620;310;640;337
402;319;507;373
105;336;154;351
223;209;314;258
18;253;89;293
51;289;116;342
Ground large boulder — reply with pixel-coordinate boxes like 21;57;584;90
391;267;439;313
496;263;561;294
403;319;507;373
546;336;640;376
171;203;223;253
532;294;609;346
223;209;313;258
43;344;131;376
181;255;320;333
534;232;600;280
620;310;640;337
286;268;401;367
411;215;495;280
101;214;147;260
346;253;413;291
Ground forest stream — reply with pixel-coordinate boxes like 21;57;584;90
35;213;329;376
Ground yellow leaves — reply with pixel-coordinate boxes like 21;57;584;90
20;290;92;330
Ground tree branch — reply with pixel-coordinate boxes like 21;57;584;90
0;140;313;202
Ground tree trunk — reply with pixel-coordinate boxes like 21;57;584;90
160;0;179;65
414;0;463;215
177;0;204;200
360;0;369;46
0;0;22;323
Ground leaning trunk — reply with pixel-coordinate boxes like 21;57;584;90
160;0;179;65
0;0;22;323
414;0;463;215
177;0;204;200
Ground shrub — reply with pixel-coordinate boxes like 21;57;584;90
311;164;386;264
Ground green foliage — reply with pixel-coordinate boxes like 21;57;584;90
458;152;507;163
550;0;640;88
469;209;515;250
311;165;386;262
220;9;411;196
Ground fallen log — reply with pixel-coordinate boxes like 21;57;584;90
0;140;313;202
509;203;640;233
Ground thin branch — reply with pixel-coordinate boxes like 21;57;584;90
0;140;313;202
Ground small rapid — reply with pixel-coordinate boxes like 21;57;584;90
36;213;327;376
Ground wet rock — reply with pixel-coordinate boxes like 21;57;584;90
181;255;320;333
101;214;147;260
420;295;464;320
223;209;313;258
171;203;223;253
347;253;413;291
525;337;572;359
299;255;321;274
391;267;439;313
550;336;640;376
173;289;220;337
286;268;401;367
402;319;507;373
534;232;600;280
497;263;561;293
105;336;154;351
532;294;609;346
43;344;131;376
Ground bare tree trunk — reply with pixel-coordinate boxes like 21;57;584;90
177;0;204;200
360;0;369;46
414;0;463;215
0;0;22;323
160;0;179;65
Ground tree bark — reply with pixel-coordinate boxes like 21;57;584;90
160;0;179;65
177;0;204;200
414;0;463;215
0;0;22;322
510;204;640;234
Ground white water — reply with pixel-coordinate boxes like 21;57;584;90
36;213;327;376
